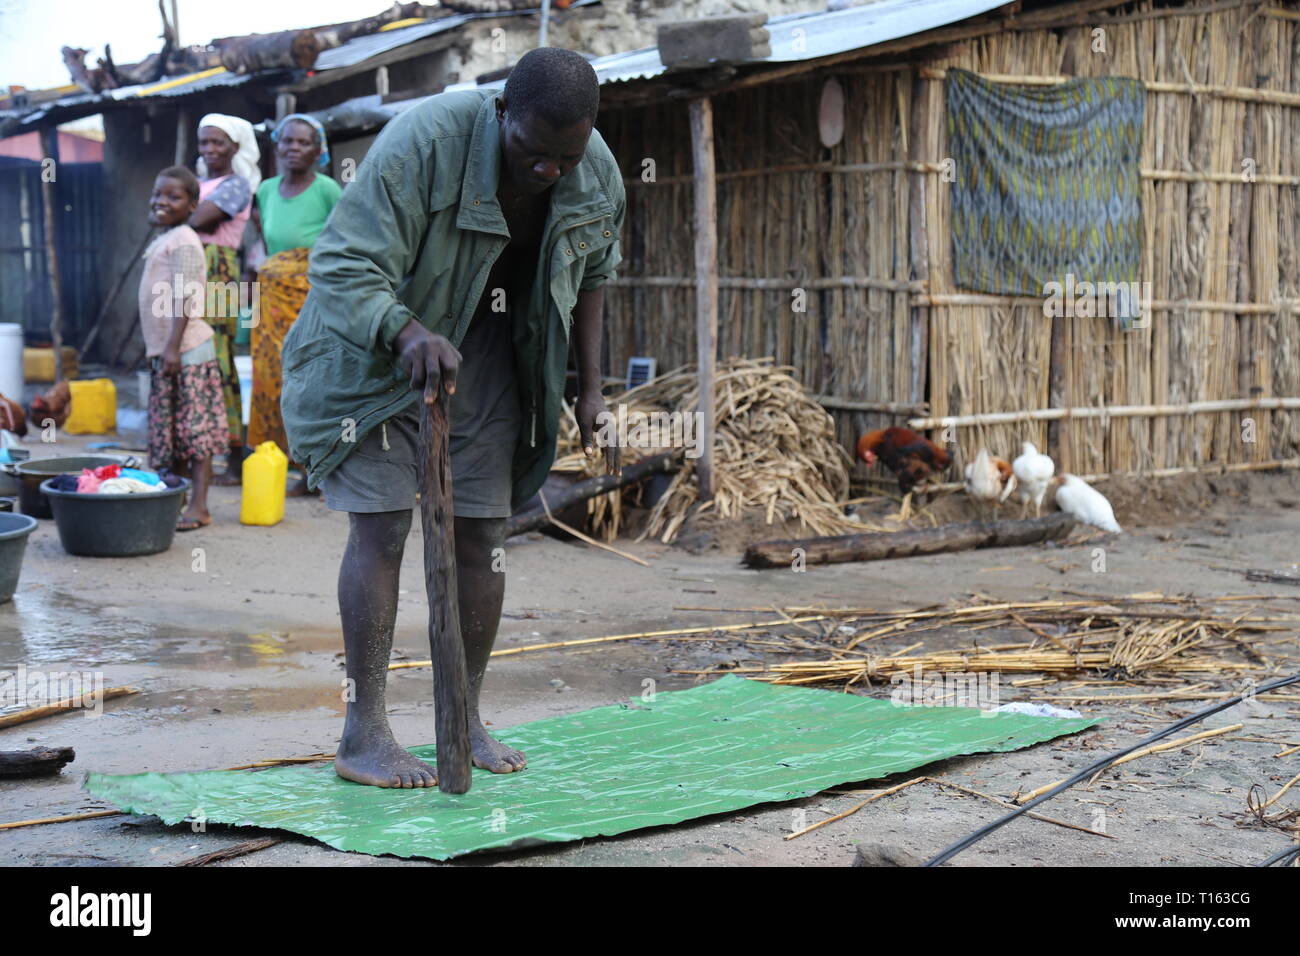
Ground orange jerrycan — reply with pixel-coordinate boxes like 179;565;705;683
240;441;288;525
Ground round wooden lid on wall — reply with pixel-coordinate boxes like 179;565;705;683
818;77;845;149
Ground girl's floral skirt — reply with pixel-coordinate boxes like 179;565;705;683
148;358;229;469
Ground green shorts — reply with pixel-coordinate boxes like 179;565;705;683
320;313;521;518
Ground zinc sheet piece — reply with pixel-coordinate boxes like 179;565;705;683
84;675;1097;860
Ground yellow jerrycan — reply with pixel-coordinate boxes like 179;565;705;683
63;378;118;434
240;441;288;525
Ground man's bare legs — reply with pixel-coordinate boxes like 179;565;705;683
455;515;526;772
333;510;524;787
335;510;438;788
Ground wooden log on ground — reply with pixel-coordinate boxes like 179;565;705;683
419;391;472;795
743;513;1077;569
0;747;75;778
507;451;680;537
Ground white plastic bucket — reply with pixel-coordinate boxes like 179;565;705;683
0;324;24;403
234;354;253;426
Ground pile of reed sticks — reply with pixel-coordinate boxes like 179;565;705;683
671;594;1296;689
554;357;866;542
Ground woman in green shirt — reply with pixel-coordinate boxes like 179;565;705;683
249;114;342;495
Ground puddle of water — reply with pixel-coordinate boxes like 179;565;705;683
0;589;320;671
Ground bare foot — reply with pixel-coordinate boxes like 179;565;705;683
212;470;241;487
470;722;527;773
335;733;438;788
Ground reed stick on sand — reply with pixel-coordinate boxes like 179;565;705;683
784;777;926;840
0;809;123;830
390;615;830;668
538;490;650;566
1017;724;1243;803
0;687;138;730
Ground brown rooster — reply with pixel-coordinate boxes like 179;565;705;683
0;392;27;437
28;381;72;431
857;427;951;495
0;392;26;437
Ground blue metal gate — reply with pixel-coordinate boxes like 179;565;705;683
0;157;103;346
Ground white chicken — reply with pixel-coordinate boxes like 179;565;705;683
1054;473;1122;533
964;448;1016;519
1012;442;1055;517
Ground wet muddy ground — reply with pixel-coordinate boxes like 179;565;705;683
2;431;1297;866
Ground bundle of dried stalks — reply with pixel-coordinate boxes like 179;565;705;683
640;358;863;542
552;357;864;542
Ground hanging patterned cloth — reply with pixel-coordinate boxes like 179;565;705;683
945;68;1146;328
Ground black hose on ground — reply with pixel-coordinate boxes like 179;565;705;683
924;670;1300;867
1258;843;1300;867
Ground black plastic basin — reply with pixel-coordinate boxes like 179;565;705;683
0;512;38;601
42;477;190;557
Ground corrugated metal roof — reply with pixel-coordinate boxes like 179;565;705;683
312;0;605;72
1;66;278;135
313;16;470;71
453;0;1010;91
108;66;267;99
4;0;1008;134
764;0;1007;62
1;1;608;127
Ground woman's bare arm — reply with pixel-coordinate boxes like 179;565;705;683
189;199;230;233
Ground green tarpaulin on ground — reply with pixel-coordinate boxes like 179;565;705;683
85;675;1097;860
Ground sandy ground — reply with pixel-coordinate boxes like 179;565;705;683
1;425;1298;867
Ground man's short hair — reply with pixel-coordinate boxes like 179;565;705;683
502;47;599;128
157;165;200;202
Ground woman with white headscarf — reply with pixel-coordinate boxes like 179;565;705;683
189;113;260;484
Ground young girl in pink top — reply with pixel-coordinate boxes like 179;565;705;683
142;166;228;530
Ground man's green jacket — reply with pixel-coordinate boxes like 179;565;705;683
280;88;625;510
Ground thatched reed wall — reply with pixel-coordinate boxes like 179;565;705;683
597;0;1300;478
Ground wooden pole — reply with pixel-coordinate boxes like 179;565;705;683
811;395;927;416
173;106;190;166
1046;314;1067;465
39;127;65;383
907;73;931;409
689;96;718;501
78;228;154;361
908;397;1300;430
418;391;472;794
275;93;296;122
916;456;1300;493
918;66;1300;107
